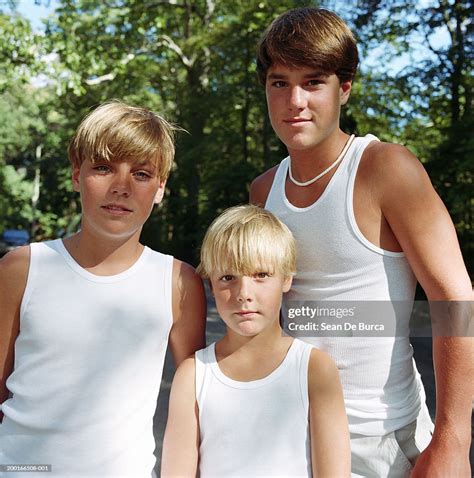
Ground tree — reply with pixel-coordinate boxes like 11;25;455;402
43;0;308;262
2;0;471;269
343;0;473;271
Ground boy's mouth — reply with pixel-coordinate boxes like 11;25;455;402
236;310;258;317
284;117;311;124
102;203;133;213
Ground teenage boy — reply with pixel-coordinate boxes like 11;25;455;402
0;101;206;477
161;205;350;477
250;7;472;478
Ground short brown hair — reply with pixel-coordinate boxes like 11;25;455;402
256;7;358;85
68;101;177;181
197;205;296;279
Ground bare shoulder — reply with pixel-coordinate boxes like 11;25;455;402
0;247;30;349
249;165;279;207
172;258;205;315
360;140;430;186
170;258;206;364
307;347;340;392
167;354;197;414
173;258;200;284
173;354;196;386
0;246;30;294
0;245;30;271
172;259;204;297
176;354;196;374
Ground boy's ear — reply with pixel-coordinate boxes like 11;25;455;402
340;80;352;106
283;275;293;293
72;166;81;192
154;180;167;205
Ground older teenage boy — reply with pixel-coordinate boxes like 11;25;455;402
250;7;472;478
0;101;206;477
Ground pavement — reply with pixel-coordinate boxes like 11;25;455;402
152;296;473;475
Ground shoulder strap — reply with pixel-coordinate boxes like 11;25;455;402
195;344;215;413
298;341;314;415
265;157;289;208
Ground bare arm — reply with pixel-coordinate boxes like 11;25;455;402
169;259;206;367
370;143;472;477
161;356;200;477
0;246;30;421
308;348;350;478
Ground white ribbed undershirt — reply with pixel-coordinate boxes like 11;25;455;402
196;339;313;477
0;239;173;477
265;135;425;436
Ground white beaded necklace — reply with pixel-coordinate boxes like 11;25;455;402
288;134;355;187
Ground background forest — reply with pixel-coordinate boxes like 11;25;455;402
0;0;472;273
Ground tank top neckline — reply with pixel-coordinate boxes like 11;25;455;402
208;339;299;389
49;238;152;283
280;135;367;213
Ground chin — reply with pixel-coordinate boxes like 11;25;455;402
236;324;261;337
283;136;318;150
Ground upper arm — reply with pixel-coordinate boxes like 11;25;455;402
249;166;278;207
308;348;350;478
169;259;206;367
370;143;471;301
0;246;30;416
161;356;199;477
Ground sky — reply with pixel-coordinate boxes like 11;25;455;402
16;0;58;31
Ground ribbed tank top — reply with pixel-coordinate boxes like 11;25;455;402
196;339;313;477
0;239;173;477
265;134;424;435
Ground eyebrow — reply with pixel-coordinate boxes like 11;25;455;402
132;159;157;169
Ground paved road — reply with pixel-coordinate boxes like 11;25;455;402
153;297;473;475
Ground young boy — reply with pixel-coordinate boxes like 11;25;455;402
250;7;472;478
0;101;206;477
161;205;350;477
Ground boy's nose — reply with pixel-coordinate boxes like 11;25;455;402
236;277;253;303
111;174;131;197
288;86;306;110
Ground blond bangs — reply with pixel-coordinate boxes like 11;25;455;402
68;101;178;181
197;205;296;279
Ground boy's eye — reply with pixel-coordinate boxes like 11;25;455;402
219;274;235;282
93;164;111;173
133;170;153;180
307;79;323;86
271;80;286;88
254;272;271;279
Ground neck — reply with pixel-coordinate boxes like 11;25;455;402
219;320;288;357
288;129;350;181
63;229;144;275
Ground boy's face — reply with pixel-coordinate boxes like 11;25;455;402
72;159;166;241
265;64;352;155
210;270;292;337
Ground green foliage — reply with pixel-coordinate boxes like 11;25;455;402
0;0;472;271
0;165;33;229
0;12;39;91
346;0;473;271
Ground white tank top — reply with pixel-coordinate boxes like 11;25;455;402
0;239;173;477
265;135;425;435
196;339;313;477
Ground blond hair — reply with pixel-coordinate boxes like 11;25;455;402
256;7;358;85
197;205;296;279
68;101;177;180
